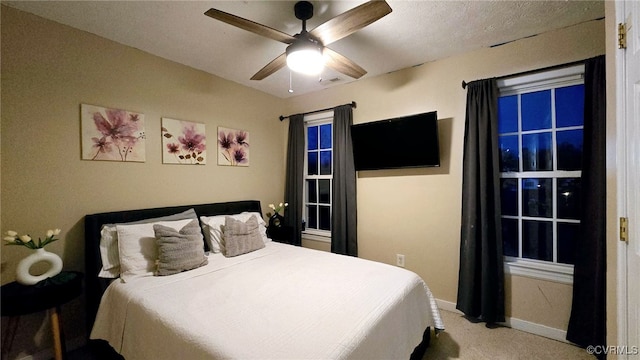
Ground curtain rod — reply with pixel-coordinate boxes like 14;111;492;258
279;101;357;121
461;58;588;89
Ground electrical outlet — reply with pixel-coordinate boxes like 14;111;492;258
396;254;405;268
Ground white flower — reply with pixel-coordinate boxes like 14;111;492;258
4;228;61;249
269;204;276;210
284;203;289;207
278;202;283;207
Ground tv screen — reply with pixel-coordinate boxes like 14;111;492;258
351;111;440;171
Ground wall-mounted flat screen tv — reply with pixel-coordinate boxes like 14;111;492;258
351;111;440;171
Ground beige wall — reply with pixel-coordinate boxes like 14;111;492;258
1;6;287;358
286;19;605;332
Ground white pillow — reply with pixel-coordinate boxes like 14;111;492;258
200;212;269;253
116;219;194;282
98;225;120;278
97;208;198;278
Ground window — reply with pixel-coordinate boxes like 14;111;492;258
497;65;584;284
303;112;333;241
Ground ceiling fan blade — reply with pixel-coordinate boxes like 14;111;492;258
309;1;392;46
250;53;287;80
204;8;296;45
323;48;367;79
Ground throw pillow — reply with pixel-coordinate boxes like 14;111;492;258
222;215;265;257
154;219;208;276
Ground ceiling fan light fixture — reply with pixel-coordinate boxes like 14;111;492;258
286;39;324;76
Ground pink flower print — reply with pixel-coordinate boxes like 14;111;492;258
218;131;234;150
91;137;113;160
232;146;248;164
167;143;180;154
91;109;143;161
93;110;137;140
235;131;249;147
179;125;206;153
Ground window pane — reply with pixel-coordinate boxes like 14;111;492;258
319;206;331;231
522;90;552;131
307;179;317;203
558;222;580;265
318;179;330;204
307;152;318;175
522;220;553;261
320;151;332;175
307;126;318;150
556;85;584;128
500;178;518;216
557;178;581;220
522;178;552;218
522;132;552;171
502;218;519;257
498;95;518;134
307;205;317;229
557;129;583;171
320;124;332;149
499;135;519;172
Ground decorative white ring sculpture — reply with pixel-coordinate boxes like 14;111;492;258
16;248;63;285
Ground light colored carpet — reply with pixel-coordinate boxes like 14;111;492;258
423;310;595;360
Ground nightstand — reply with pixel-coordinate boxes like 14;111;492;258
1;271;83;360
267;225;294;244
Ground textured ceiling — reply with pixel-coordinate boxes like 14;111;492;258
3;1;604;98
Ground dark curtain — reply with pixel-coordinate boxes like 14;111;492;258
331;105;358;256
284;114;305;246
566;55;606;352
456;78;505;324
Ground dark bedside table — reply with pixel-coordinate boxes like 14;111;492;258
1;271;83;360
267;225;294;244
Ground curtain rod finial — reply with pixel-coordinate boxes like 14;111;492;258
279;115;285;121
462;80;467;89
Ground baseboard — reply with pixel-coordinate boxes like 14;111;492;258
435;298;569;344
16;336;85;360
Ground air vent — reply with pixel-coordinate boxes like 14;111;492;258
320;77;343;86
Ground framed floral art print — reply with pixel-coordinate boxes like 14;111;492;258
217;126;250;167
161;118;206;165
81;104;146;162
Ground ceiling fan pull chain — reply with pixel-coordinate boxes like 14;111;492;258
289;70;294;93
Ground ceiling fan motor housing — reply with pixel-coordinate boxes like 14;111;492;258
287;32;322;56
294;1;314;21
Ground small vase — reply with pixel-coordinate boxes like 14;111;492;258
16;248;63;285
269;213;284;228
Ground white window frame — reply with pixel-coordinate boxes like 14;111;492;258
302;111;333;243
498;64;584;284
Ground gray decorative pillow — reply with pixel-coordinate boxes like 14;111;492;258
153;219;208;276
222;215;265;257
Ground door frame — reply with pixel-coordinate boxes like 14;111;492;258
615;0;631;357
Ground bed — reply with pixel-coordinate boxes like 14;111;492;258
85;200;444;359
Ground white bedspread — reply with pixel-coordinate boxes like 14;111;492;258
91;242;444;360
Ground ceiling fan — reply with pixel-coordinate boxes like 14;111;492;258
204;1;392;81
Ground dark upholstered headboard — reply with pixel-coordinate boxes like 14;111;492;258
84;200;262;336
